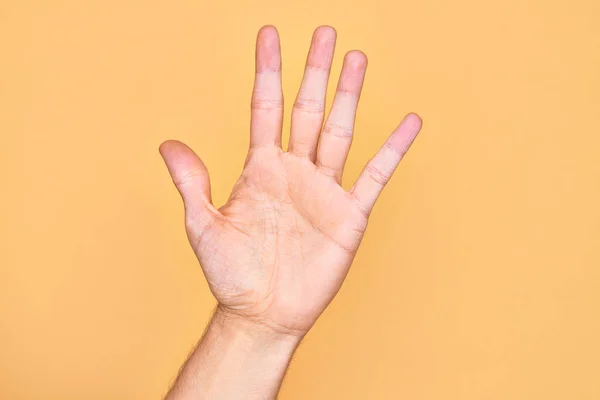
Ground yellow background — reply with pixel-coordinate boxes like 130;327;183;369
1;0;599;398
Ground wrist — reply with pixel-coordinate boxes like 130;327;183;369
212;305;305;347
165;305;303;399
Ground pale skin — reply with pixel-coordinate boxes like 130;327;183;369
160;25;422;399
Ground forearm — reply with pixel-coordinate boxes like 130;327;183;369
165;307;302;400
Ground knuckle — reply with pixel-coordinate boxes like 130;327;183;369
334;88;360;99
322;122;353;140
317;163;339;178
186;210;217;244
173;168;205;186
293;97;325;114
365;163;391;185
289;143;317;159
251;97;283;111
348;191;371;217
384;141;408;158
305;64;331;73
256;67;281;75
293;148;317;159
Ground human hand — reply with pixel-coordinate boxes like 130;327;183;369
159;25;422;339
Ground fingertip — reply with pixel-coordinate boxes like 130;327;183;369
159;139;184;157
158;140;204;174
313;25;337;42
344;50;368;70
404;112;423;129
158;140;173;157
407;112;422;124
258;25;278;34
257;25;280;45
256;25;281;72
384;113;423;153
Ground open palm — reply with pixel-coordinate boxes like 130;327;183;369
159;26;422;336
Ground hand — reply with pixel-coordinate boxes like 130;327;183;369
159;25;422;339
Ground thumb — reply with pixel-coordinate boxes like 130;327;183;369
159;140;216;234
